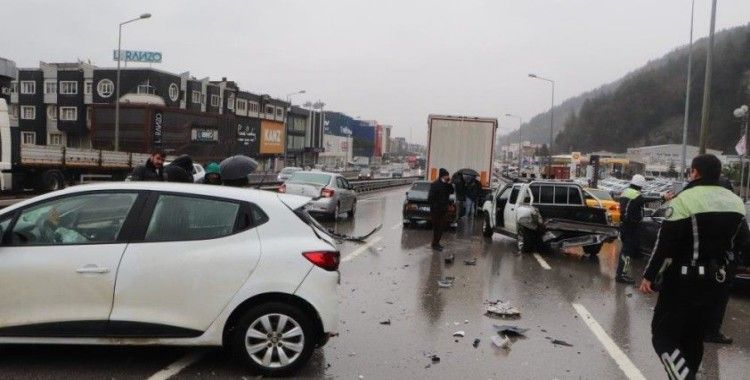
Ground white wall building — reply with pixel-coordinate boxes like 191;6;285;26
319;134;352;168
626;144;724;169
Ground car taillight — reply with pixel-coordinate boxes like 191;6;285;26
609;204;619;211
303;251;340;271
278;184;286;193
321;187;335;198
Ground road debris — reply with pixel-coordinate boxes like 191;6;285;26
430;354;441;363
472;338;481;348
491;335;511;349
444;254;455;264
379;319;391;325
549;338;574;347
493;325;529;337
484;300;521;319
453;331;466;338
463;258;477;265
437;280;454;288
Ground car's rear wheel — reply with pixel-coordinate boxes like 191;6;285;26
230;302;316;377
482;213;493;238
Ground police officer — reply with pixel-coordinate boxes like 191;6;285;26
639;154;750;380
616;174;647;284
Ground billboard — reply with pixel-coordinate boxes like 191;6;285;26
113;50;163;63
260;120;285;154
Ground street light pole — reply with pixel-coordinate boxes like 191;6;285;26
505;114;523;170
529;73;555;176
284;90;306;167
698;0;718;154
114;12;151;152
680;0;696;180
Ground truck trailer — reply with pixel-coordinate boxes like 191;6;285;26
0;99;154;192
426;114;498;189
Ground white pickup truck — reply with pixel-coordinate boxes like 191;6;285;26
482;181;619;255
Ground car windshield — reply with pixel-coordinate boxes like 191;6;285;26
287;172;331;185
587;189;613;201
281;167;301;174
411;182;431;191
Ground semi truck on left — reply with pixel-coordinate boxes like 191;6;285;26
0;99;151;192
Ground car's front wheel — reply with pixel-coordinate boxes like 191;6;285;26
230;302;316;376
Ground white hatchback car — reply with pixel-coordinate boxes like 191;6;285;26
0;182;339;376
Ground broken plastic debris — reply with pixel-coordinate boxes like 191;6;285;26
453;331;466;338
463;258;477;265
379;319;391;325
444;254;455;264
430;354;441;363
550;339;574;347
437;280;454;288
491;335;511;349
472;338;481;348
485;303;521;319
493;325;529;337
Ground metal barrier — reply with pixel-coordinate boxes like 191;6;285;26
260;176;422;193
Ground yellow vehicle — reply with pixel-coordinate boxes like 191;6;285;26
584;188;621;225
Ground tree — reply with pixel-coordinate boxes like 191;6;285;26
667;161;678;178
538;144;550;158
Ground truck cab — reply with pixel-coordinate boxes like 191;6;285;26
482;181;619;254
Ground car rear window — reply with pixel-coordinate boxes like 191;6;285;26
411;182;431;191
288;172;331;185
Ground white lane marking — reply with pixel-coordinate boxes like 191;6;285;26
391;222;402;230
342;236;383;263
147;350;207;380
533;253;552;270
572;303;647;380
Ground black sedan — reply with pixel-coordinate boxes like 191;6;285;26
402;181;457;227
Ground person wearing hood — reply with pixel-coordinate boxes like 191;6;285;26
616;174;647;284
203;162;222;185
164;155;194;183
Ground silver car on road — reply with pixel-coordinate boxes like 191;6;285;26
280;171;357;220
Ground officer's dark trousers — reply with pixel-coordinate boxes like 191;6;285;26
431;211;448;247
617;224;639;277
652;275;725;380
705;278;732;335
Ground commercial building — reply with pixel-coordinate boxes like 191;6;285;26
7;60;323;170
626;144;723;174
0;57;16;106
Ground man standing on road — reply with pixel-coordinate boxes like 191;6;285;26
428;168;454;251
616;174;647;284
131;150;165;181
639;154;750;380
465;175;481;219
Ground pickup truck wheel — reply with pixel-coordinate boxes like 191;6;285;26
482;214;494;238
583;243;603;256
517;226;535;254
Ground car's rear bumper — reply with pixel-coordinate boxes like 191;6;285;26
295;267;339;341
306;198;337;214
403;205;457;223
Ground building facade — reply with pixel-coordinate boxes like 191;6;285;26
7;60;324;171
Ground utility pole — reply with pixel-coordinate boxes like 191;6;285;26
680;0;696;179
698;0;718;154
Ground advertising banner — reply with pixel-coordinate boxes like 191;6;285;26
260;120;285;154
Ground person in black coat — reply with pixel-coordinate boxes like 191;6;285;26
131;151;165;181
428;168;454;251
164;155;194;183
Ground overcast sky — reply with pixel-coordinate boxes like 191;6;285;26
3;0;750;143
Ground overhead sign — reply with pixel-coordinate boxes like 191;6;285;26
113;50;163;63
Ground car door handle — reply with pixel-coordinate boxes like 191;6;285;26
76;265;110;274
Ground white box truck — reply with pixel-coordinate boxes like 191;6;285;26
0;99;156;192
426;114;498;189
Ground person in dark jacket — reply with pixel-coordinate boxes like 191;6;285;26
452;172;466;217
131;151;165;181
640;155;750;380
465;175;482;218
616;174;646;284
428;168;454;251
164;155;194;183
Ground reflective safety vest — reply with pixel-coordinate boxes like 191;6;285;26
643;184;749;282
619;187;644;226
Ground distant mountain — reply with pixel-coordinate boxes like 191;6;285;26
501;23;750;155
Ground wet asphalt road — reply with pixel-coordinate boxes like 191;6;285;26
2;185;750;379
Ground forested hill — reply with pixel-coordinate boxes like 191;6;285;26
501;23;750;154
